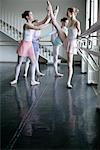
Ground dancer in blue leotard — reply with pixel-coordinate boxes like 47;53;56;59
51;7;68;77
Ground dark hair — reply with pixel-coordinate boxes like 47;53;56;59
22;11;30;19
67;8;74;13
61;17;68;22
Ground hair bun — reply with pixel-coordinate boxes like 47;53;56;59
76;8;79;13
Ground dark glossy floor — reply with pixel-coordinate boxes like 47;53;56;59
0;63;100;150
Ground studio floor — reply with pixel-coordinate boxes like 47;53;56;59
0;63;100;150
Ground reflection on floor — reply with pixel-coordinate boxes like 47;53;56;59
0;63;100;150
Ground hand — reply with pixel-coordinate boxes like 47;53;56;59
47;0;53;12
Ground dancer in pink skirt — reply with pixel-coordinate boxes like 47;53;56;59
10;10;50;86
24;19;45;78
47;1;81;88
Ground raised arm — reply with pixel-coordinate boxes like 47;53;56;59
35;15;50;26
35;3;51;26
25;22;49;30
25;23;41;30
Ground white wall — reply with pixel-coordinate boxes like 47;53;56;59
0;32;18;62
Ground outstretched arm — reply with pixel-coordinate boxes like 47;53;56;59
35;3;51;26
47;0;66;43
25;22;49;30
36;14;50;26
36;16;48;26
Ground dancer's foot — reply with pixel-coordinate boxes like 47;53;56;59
54;6;59;16
11;84;17;87
10;80;17;85
23;73;27;78
31;80;40;86
55;73;63;77
37;72;45;77
67;83;73;89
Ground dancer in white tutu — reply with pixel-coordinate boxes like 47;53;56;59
47;1;81;88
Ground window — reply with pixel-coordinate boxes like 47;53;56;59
86;0;98;45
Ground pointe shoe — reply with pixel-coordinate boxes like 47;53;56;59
31;80;40;86
54;6;59;18
55;73;63;77
56;6;60;12
37;72;45;77
10;80;17;85
67;84;73;89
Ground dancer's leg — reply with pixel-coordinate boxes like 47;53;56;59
53;46;63;77
47;1;66;42
35;51;40;73
67;52;74;88
30;57;40;86
10;56;24;84
51;25;56;43
51;6;59;42
53;46;59;75
24;58;30;77
54;6;59;18
35;51;45;76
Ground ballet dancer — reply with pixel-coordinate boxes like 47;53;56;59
24;19;45;78
47;1;81;88
51;7;68;77
10;10;50;86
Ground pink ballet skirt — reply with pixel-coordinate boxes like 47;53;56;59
63;38;77;54
17;40;35;58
